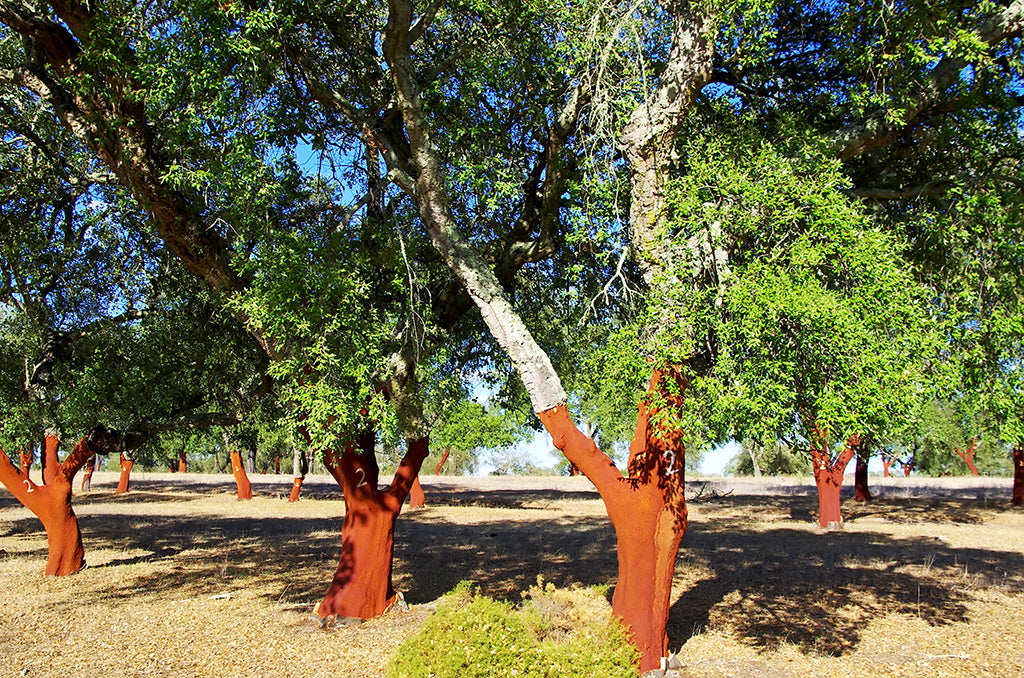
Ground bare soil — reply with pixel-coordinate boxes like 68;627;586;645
1;472;1022;677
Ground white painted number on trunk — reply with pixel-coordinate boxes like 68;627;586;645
355;468;368;488
662;450;680;476
23;479;34;493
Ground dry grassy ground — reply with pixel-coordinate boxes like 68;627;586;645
0;472;1022;677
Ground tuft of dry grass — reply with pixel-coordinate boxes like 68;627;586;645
1;472;1022;677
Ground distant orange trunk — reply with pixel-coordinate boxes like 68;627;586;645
288;477;304;502
853;454;872;501
81;454;96;490
539;367;688;673
316;434;429;620
0;435;93;575
178;449;188;473
230;450;252;500
409;477;425;508
954;439;980;476
433;448;450;475
116;454;133;493
881;456;892;478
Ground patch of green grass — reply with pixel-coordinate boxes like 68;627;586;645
388;579;638;677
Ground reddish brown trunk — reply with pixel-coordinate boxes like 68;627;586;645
902;459;915;476
178;448;187;473
81;453;95;490
408;477;426;508
316;434;430;620
275;456;281;474
854;454;872;501
881;456;892;478
567;462;580;476
433;448;450;475
19;451;32;475
1012;443;1023;506
288;477;303;502
954;439;980;476
230;450;252;500
810;430;858;528
539;368;687;673
0;435;93;575
116;454;133;494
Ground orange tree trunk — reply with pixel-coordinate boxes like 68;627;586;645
81;453;96;490
230;450;253;500
810;430;858;528
954;439;980;476
881;455;893;478
178;448;188;473
0;435;94;575
539;368;687;672
433;448;450;475
116;453;133;494
902;459;915;476
853;454;872;501
408;477;426;508
1012;443;1023;506
316;432;430;620
288;477;304;502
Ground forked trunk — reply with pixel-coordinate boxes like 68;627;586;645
230;450;252;500
0;435;94;575
853;455;872;501
1012;443;1023;506
116;453;133;494
810;430;858;528
954;439;980;476
316;433;429;620
408;477;425;508
881;456;893;478
902;460;915;477
539;368;687;672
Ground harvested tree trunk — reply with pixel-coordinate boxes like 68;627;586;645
853;454;872;501
902;459;915;476
433;448;450;475
81;453;95;490
116;453;133;494
882;456;893;478
1012;443;1023;506
408;477;426;508
316;430;429;620
954;439;980;476
539;368;688;671
810;430;859;528
230;450;252;500
178;447;188;473
0;435;94;575
288;447;308;502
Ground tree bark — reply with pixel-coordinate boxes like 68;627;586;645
881;455;893;478
433;448;450;475
749;444;763;478
1012;442;1023;506
0;435;93;575
81;453;95;490
288;447;308;502
810;431;859;528
853;454;872;501
178;446;188;473
230;450;252;500
316;432;429;620
116;453;133;494
539;368;688;671
954;439;980;476
408;477;426;508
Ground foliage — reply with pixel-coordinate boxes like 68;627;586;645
388;580;638;678
726;439;811;476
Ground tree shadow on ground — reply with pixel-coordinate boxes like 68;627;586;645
7;486;1021;662
669;497;1024;657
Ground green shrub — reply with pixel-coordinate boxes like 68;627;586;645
388;579;638;678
